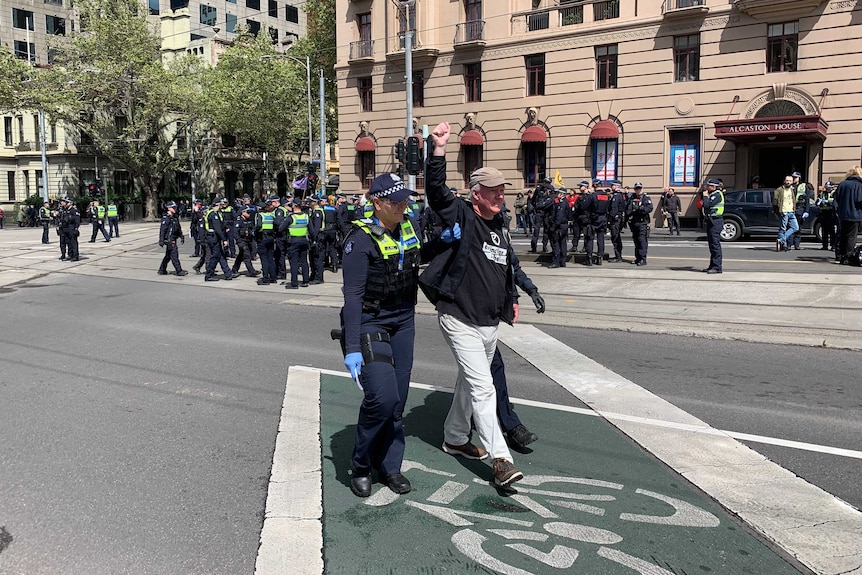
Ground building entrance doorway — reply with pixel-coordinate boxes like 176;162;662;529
756;145;807;189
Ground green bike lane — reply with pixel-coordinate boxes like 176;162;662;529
317;373;806;575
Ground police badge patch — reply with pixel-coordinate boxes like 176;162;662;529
344;241;354;254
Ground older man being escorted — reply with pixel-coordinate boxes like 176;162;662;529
420;121;524;489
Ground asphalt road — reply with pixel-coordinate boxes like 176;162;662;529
0;234;859;574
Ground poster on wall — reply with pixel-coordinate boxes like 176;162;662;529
671;144;698;186
594;140;617;182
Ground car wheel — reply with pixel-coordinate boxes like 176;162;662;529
813;221;822;242
720;218;742;242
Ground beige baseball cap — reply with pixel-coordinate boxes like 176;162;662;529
469;167;511;189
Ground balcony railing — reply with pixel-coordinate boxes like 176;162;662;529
594;0;620;21
527;11;550;31
455;20;485;44
560;5;584;26
349;40;374;60
662;0;709;16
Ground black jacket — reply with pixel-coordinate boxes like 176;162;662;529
418;156;516;325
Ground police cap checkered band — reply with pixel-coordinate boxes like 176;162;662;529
707;179;721;186
369;173;413;202
634;182;643;188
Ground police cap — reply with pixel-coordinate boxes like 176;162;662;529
62;196;73;203
592;179;602;186
165;201;177;209
791;171;802;178
633;182;643;189
369;173;413;202
241;206;255;214
706;179;721;187
825;181;835;189
266;195;280;204
579;180;591;188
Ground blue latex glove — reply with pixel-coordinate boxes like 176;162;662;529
344;352;364;381
440;222;462;243
802;212;809;220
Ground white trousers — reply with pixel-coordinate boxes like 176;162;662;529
438;312;513;462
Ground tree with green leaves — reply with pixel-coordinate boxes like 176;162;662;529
39;0;200;220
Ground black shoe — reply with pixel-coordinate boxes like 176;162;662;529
157;270;168;275
608;257;622;263
285;284;299;289
190;254;199;258
176;270;188;276
310;279;324;285
350;474;372;498
299;282;309;287
104;239;110;242
508;424;539;449
528;249;537;253
548;263;560;269
70;257;79;261
88;240;96;243
595;258;602;266
706;268;722;274
276;274;286;280
256;278;271;285
193;266;201;274
223;273;233;280
59;256;66;261
583;260;593;267
205;276;219;282
249;271;260;277
636;261;647;266
382;473;412;495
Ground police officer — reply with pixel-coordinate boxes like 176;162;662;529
701;179;724;274
274;197;291;281
231;206;259;277
39;201;52;244
545;189;572;268
203;199;233;282
57;197;81;261
340;173;423;497
571;180;591;252
255;195;280;285
107;199;120;238
157;201;188;276
279;198;310;289
316;196;339;274
817;181;837;252
221;198;237;258
582;183;610;266
189;199;204;258
627;182;653;266
608;180;626;262
528;179;552;253
89;199;111;242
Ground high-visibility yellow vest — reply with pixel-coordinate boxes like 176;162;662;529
288;213;309;237
107;205;118;217
259;211;274;231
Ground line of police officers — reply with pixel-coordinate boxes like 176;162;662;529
174;193;411;286
526;178;655;267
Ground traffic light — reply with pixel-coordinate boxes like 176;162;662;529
306;172;319;193
396;165;404;179
406;136;421;176
395;139;405;163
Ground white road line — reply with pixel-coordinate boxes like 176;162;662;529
497;323;862;575
312;367;862;460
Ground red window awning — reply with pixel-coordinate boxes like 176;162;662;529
355;136;376;151
590;120;619;140
521;125;547;143
460;130;484;146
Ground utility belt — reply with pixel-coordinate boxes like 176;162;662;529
330;328;392;366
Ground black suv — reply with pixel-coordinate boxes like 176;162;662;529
717;188;822;242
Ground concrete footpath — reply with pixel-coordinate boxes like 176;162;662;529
2;223;862;349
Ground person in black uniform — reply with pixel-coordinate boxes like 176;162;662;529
340;173;425;498
274;197;291;281
231;206;259;277
607;180;626;262
255;195;280;285
627;182;653;266
57;197;80;261
189;199;204;257
157;201;188;276
701;179;724;274
204;199;233;282
279;198;310;289
817;181;837;252
317;197;339;273
582;185;610;266
529;179;552;253
545;189;572;268
492;250;545;449
570;181;590;253
221;198;237;258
